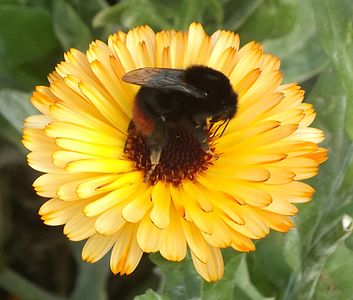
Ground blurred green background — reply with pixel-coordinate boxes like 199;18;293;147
0;0;353;299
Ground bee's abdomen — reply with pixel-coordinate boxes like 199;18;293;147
132;101;155;137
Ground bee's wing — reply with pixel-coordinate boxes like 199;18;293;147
122;67;206;98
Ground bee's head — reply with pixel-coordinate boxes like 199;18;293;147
184;65;238;123
210;91;237;123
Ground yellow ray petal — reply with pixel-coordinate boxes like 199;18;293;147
264;167;295;184
182;180;213;212
202;215;233;248
76;174;121;198
181;219;212;263
191;247;224;282
240;70;283;110
137;212;164;252
46;121;124;145
181;188;214;234
83;183;141;216
170;31;187;68
110;224;143;275
127;26;156;65
78;81;129;133
57;176;97;201
160;207;187;261
94;203;126;235
82;233;117;263
24;115;54;129
233;68;261;96
52;151;97;168
122;186;152;223
110;36;136;72
207;165;270;182
55;138;124;159
150;181;171;229
50;102;123;136
66;158;134;173
22;128;57;152
252;207;295;232
169;184;186;217
184;23;207;66
39;198;89;225
64;212;96;241
31;86;58;114
89;59;132;118
96;171;144;192
261;181;315;203
27;151;66;174
209;29;240;66
230;47;263;83
33;173;92;198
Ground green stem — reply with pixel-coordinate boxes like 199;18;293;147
286;216;353;300
0;267;67;300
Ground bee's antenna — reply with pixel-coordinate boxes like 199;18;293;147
219;119;231;137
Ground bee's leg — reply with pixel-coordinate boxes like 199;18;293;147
182;119;211;154
144;121;167;182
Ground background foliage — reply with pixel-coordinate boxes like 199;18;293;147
0;0;352;299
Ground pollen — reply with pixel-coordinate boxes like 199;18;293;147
124;123;214;185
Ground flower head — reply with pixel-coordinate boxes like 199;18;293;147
23;23;327;281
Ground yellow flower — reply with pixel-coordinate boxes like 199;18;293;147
22;23;327;282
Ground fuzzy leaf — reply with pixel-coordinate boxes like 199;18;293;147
0;4;58;66
312;0;353;140
70;243;110;300
314;243;353;299
223;0;263;31
0;89;35;132
246;233;293;298
53;0;92;51
285;64;353;299
134;289;169;300
201;250;243;300
150;252;202;300
264;0;327;83
237;0;298;43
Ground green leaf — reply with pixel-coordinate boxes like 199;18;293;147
70;243;110;300
0;268;66;300
314;243;353;300
312;0;353;140
173;0;227;32
94;0;172;31
0;116;23;148
71;0;108;25
237;0;298;43
282;228;301;273
53;0;92;51
264;0;327;83
150;252;202;300
344;232;353;251
232;257;269;300
134;289;169;300
0;4;58;67
204;0;224;24
0;89;35;132
246;233;292;298
284;64;353;299
201;250;243;300
174;0;206;30
223;0;263;31
92;1;131;28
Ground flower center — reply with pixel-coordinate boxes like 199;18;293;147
124;123;214;185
